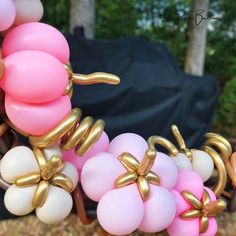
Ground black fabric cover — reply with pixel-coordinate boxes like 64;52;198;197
0;29;218;220
67;28;218;148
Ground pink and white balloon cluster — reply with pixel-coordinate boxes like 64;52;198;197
78;133;225;235
0;0;43;32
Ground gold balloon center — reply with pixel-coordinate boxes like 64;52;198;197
115;148;160;200
181;190;226;233
15;148;73;208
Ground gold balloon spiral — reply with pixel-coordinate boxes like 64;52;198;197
148;125;228;196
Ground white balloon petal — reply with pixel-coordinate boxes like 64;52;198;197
0;146;39;183
13;0;43;25
4;184;36;215
172;153;192;171
36;185;72;224
192;150;214;181
43;144;62;161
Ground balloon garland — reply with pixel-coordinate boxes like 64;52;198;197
0;1;235;235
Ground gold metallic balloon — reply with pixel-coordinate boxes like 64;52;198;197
115;149;160;200
15;147;73;208
181;190;226;233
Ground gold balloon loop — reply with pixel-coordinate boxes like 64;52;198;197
202;146;227;196
0;58;4;80
147;136;179;156
28;108;105;156
204;133;232;162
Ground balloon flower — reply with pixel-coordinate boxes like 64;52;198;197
0;145;78;223
167;170;226;236
81;133;178;235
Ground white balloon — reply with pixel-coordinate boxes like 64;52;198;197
172;153;192;171
43;144;62;161
4;184;36;215
61;162;79;190
36;185;73;224
0;146;39;183
192;150;214;182
13;0;43;25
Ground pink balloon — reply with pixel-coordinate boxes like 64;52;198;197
63;131;109;171
5;95;71;135
200;218;217;236
97;184;144;235
0;0;16;31
1;50;68;103
174;170;204;199
81;153;125;202
108;133;148;161
171;190;191;217
151;152;178;189
2;22;70;63
167;217;199;236
139;185;176;233
203;187;216;202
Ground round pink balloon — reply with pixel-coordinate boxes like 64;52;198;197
167;217;199;236
97;184;144;235
13;0;44;25
81;153;125;202
63;131;109;171
139;185;176;233
2;22;70;63
151;152;178;189
1;50;68;103
171;190;191;217
174;170;204;199
108;133;148;161
200;218;217;236
0;0;16;31
5;95;71;135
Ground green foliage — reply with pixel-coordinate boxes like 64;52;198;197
96;0;139;38
42;0;70;32
215;77;236;136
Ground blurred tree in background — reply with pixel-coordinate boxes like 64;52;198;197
42;0;236;137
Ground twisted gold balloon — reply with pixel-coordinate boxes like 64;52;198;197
15;147;73;208
64;64;120;97
181;190;226;233
115;149;160;200
0;58;4;80
29;108;105;156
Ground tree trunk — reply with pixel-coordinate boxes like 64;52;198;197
184;0;209;76
69;0;95;39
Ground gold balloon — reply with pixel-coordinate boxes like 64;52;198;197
180;190;226;233
115;149;160;200
0;58;4;80
15;148;73;208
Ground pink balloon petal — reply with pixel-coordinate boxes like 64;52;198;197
81;152;125;202
199;218;217;236
108;133;148;162
139;185;176;233
171;190;191;217
167;217;199;236
174;170;204;199
151;152;178;189
97;184;144;235
203;187;216;202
